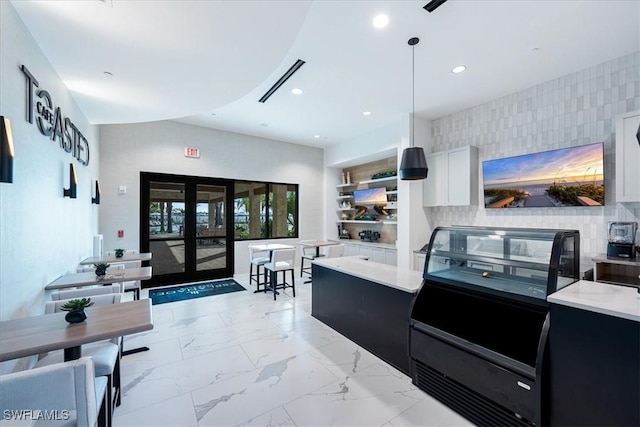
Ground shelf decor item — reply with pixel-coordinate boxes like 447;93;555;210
94;262;110;279
60;297;94;323
114;248;125;258
399;37;428;181
346;171;351;184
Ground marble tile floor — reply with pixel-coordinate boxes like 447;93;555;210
114;275;474;427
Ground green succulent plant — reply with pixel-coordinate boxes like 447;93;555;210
60;298;94;312
94;262;110;270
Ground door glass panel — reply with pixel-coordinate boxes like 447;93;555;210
149;181;185;275
196;184;227;272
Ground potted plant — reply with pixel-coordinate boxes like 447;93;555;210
94;262;110;279
60;297;94;323
114;248;125;258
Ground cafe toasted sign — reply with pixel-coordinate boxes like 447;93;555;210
21;65;90;166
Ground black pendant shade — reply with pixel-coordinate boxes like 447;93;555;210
399;37;429;181
0;116;15;183
399;147;428;180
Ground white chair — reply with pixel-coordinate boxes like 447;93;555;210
264;248;296;300
1;357;108;427
299;241;319;278
37;293;123;417
51;283;122;301
121;250;143;300
325;244;345;258
249;245;270;292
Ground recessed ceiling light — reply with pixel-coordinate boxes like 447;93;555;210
373;14;389;28
313;134;320;139
291;88;303;95
451;65;467;74
362;111;372;116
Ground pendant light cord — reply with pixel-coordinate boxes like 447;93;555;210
411;42;415;148
408;37;419;149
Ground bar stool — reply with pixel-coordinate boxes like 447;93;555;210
264;248;296;300
249;245;270;292
299;242;317;278
325;243;345;258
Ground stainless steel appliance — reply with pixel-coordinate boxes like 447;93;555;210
607;222;638;258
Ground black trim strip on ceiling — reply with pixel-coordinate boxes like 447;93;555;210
424;0;448;13
258;59;306;103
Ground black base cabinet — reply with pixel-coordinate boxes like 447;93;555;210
548;304;640;427
311;264;413;375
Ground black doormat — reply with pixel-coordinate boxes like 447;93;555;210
148;279;245;305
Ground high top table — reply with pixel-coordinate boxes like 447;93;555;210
45;266;153;290
299;240;339;283
79;252;153;265
249;244;295;294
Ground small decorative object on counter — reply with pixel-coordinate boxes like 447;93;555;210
114;248;125;258
94;262;110;279
60;297;94;323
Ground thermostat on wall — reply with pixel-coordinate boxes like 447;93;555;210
118;185;127;195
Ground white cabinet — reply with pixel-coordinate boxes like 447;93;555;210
423;146;478;207
344;242;359;257
615;111;640;202
358;246;373;259
385;249;397;266
371;247;386;263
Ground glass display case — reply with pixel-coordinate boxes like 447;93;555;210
409;226;580;427
425;226;580;304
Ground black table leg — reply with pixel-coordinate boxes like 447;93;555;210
64;346;81;361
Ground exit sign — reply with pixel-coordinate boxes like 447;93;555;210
184;147;200;158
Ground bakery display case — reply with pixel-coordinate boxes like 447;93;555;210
409;226;580;427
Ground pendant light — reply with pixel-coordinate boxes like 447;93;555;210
399;37;428;181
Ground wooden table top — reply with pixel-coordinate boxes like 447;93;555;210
0;299;154;362
79;252;153;265
45;266;153;290
299;240;339;248
250;243;295;251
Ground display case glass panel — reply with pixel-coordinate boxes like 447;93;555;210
425;226;579;302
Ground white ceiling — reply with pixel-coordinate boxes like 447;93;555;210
11;0;640;148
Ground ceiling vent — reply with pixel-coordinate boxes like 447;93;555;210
258;59;305;103
423;0;448;13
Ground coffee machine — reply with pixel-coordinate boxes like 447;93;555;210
606;221;638;258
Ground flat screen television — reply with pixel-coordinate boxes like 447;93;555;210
353;187;388;218
482;142;604;208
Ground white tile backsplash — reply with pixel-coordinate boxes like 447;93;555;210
428;51;640;259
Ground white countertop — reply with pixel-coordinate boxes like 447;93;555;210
330;239;397;250
312;256;422;293
548;280;640;322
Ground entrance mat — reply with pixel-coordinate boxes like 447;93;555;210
149;279;245;305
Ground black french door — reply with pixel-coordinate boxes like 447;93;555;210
140;172;234;287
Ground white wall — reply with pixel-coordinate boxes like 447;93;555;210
0;2;100;373
99;120;324;274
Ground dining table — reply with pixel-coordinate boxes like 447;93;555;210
45;266;153;291
0;299;154;363
79;252;153;265
299;240;339;283
249;243;296;294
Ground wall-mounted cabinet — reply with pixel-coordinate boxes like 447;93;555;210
615;110;640;202
423;146;478;207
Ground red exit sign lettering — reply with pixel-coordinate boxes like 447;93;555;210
184;147;200;158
